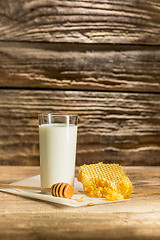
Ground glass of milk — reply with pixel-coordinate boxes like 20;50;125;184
39;113;78;189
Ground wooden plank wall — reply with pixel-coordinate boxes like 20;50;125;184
0;0;160;166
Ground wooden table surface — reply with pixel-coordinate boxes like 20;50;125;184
0;166;159;240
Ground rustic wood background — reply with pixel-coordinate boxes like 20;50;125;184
0;0;160;166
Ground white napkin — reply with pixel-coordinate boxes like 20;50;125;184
0;175;128;207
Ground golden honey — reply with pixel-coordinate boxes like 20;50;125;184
78;162;133;201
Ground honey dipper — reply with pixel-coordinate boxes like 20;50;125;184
0;182;74;199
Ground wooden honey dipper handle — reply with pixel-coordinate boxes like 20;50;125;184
0;183;74;199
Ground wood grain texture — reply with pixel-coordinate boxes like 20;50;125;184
0;166;159;240
0;0;160;44
0;42;160;92
0;89;160;166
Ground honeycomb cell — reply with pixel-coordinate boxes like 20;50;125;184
78;162;133;201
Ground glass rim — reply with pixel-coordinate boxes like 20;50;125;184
38;113;78;118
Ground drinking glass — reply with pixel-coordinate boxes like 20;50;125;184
39;113;78;188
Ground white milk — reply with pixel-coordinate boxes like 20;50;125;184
39;123;77;188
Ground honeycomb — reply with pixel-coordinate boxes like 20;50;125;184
78;162;133;201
